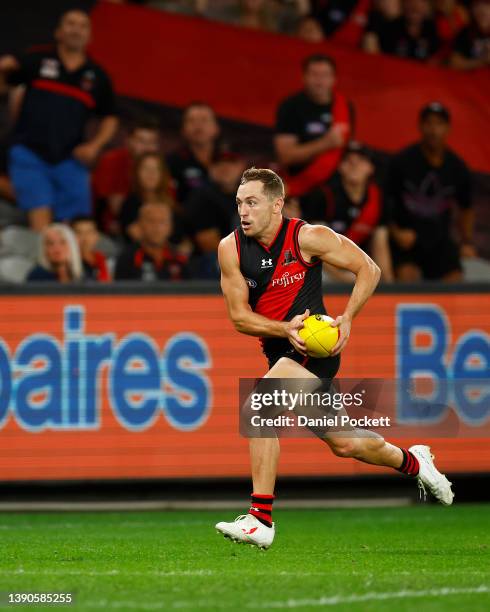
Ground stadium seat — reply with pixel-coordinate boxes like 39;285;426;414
0;225;38;259
0;255;34;283
462;257;490;281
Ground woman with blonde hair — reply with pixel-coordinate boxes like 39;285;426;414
27;223;83;282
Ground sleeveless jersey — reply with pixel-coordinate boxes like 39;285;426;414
234;217;327;356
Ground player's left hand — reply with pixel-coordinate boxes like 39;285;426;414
330;314;351;356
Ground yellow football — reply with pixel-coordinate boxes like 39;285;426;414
298;314;339;358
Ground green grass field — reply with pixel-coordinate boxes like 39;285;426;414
0;505;489;611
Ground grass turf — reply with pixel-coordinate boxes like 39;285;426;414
0;505;488;611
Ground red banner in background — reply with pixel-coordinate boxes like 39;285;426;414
89;2;490;174
0;292;488;482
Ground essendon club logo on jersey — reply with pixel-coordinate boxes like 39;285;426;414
281;250;297;266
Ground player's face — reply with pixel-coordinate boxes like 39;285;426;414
339;153;374;185
56;11;91;53
236;181;279;237
129;129;160;158
303;62;336;103
420;115;450;148
44;230;70;266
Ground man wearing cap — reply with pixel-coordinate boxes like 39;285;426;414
386;102;475;282
301;141;394;282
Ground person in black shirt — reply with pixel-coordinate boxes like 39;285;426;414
274;54;350;196
0;9;118;231
450;0;490;69
310;0;362;37
387;102;475;281
301;142;394;281
114;203;190;281
186;150;244;278
166;102;220;203
187;150;244;251
364;0;440;61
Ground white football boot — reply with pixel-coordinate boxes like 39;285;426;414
409;445;454;506
215;514;275;549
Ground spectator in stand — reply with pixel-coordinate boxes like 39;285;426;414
297;15;326;42
450;0;490;69
167;102;220;204
363;0;402;51
238;0;276;31
301;142;394;282
283;195;302;219
196;0;278;30
119;152;177;242
92;116;161;235
71;216;111;282
186;149;244;278
114;203;190;281
274;54;350;199
309;0;372;47
434;0;469;61
363;0;440;61
387;102;475;282
27;224;83;282
0;9;118;231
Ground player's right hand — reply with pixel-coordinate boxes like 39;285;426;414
285;309;309;356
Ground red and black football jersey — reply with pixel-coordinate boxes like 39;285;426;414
234;217;327;357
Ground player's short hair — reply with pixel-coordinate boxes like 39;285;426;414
240;168;285;201
302;53;337;73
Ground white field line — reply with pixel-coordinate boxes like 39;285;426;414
0;521;210;529
0;569;488;578
250;586;490;608
44;586;490;610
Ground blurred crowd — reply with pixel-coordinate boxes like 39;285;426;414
0;5;484;284
109;0;490;70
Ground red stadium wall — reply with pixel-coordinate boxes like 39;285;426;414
89;2;490;174
0;290;488;482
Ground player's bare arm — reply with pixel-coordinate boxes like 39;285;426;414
298;223;381;356
218;234;308;355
